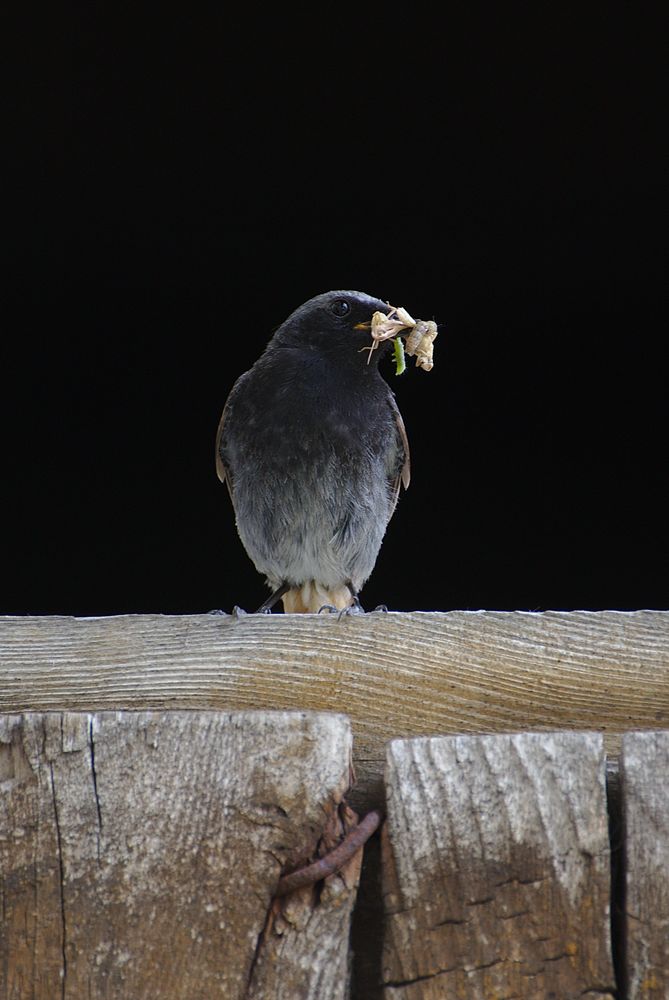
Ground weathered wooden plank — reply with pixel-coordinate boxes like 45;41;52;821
621;730;669;999
382;732;615;999
1;611;668;811
0;710;357;1000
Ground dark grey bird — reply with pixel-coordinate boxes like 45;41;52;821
215;290;411;613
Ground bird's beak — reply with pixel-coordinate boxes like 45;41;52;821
354;307;396;334
355;321;402;339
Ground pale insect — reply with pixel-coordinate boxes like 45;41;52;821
364;305;438;372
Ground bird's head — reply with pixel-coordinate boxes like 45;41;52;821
271;290;401;366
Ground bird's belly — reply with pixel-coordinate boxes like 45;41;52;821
232;447;392;589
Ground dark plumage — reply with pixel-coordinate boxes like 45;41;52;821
216;290;410;612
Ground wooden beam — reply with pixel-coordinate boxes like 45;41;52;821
1;611;668;810
381;732;616;999
0;710;357;1000
621;730;669;999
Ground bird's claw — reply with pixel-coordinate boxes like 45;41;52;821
318;594;366;619
320;596;367;620
347;595;365;615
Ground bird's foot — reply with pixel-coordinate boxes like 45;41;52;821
321;595;367;620
209;606;249;617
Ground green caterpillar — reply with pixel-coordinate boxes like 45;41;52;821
393;337;406;376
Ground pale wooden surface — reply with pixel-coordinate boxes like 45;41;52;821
0;710;357;1000
381;732;615;1000
621;730;669;1000
1;611;668;810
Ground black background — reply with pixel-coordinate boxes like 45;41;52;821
5;8;667;615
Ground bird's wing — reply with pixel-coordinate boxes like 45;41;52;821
215;373;250;498
387;393;411;520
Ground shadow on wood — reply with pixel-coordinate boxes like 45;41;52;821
382;732;616;999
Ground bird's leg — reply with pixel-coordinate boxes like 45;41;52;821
347;584;366;613
255;582;290;614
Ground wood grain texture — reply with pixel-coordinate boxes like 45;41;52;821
1;611;668;811
621;730;669;999
382;732;615;999
0;710;356;1000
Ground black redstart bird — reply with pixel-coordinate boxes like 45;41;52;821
216;290;411;613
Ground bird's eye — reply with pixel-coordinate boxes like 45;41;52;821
330;299;350;317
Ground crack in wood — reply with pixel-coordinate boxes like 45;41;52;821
606;761;625;1000
498;909;531;920
49;761;67;1000
384;956;504;989
88;716;103;864
244;898;276;998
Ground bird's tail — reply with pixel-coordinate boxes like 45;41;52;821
281;582;354;614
